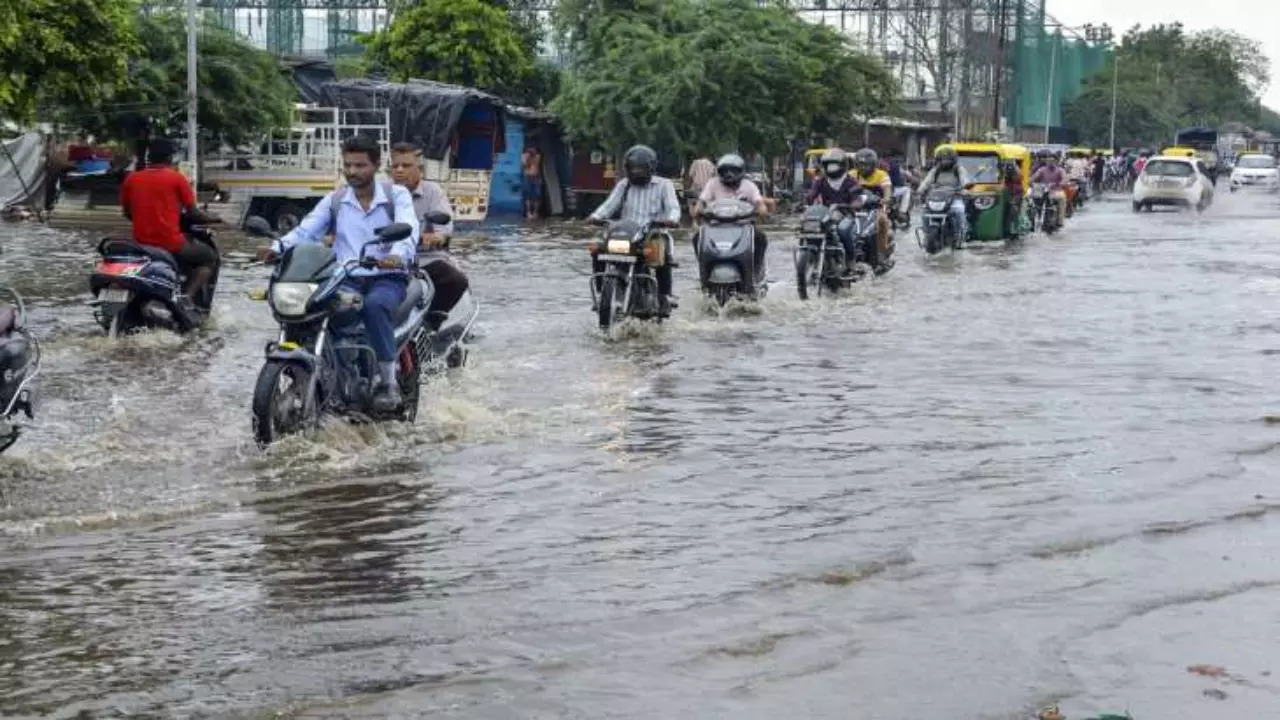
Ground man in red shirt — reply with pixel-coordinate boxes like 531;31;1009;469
119;138;219;305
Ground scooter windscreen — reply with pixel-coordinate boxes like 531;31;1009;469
275;243;338;284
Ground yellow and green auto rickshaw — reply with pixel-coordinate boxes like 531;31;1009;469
938;142;1030;242
1161;146;1197;158
1066;147;1093;160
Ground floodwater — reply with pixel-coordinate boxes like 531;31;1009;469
2;193;1279;719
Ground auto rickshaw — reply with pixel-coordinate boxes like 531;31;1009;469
934;143;1030;242
803;148;832;185
1161;146;1197;158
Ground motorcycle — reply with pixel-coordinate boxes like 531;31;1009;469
1030;184;1062;234
695;198;766;306
0;287;40;454
243;212;459;446
1066;177;1086;215
589;219;672;330
794;204;864;300
847;191;895;275
917;187;964;255
88;221;220;337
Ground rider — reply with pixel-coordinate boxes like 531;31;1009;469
119;137;221;312
887;151;912;226
1030;150;1068;226
694;153;770;276
259;134;419;412
805;149;864;276
588;145;682;316
915;146;971;240
851;148;894;269
389;142;469;330
1002;159;1024;238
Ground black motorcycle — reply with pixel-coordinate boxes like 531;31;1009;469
695;198;766;306
88;221;220;337
0;288;41;454
846;191;895;275
590;219;672;330
1030;184;1062;234
794;204;863;300
917;187;964;254
243;213;461;446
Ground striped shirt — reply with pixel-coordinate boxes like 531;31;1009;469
590;177;682;225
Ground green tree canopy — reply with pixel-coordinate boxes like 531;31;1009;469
551;0;899;157
361;0;533;92
0;0;136;123
1064;23;1271;147
55;13;293;152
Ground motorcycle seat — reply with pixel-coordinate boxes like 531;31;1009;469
394;277;426;325
99;238;177;267
0;305;16;336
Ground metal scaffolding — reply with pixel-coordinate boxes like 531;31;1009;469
144;0;392;56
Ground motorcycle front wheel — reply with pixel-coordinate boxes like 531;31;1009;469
598;276;619;329
252;360;315;446
794;250;811;300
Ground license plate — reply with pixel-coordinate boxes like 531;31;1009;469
597;253;635;264
99;288;130;303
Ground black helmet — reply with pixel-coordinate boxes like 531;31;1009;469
819;148;848;180
716;153;746;188
148;137;177;165
935;145;958;167
854;148;878;174
623;145;658;186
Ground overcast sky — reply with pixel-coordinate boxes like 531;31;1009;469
1046;0;1280;109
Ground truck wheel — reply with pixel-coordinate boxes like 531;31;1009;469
272;203;305;233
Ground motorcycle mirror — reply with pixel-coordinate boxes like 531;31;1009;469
376;222;413;242
425;211;452;226
243;216;274;237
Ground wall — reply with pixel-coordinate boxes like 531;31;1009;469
488;117;526;214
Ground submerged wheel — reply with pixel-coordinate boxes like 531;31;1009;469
795;251;811;300
597;276;618;329
251;360;314;446
398;344;422;422
714;285;732;307
924;227;943;254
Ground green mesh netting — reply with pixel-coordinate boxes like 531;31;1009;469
1008;0;1110;130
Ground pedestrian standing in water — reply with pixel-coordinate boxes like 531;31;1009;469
522;145;542;220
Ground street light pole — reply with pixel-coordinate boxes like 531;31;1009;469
186;0;199;187
1108;51;1119;150
1042;32;1058;143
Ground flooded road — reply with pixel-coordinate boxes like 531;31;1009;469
2;193;1279;719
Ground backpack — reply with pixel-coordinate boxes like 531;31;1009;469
328;180;399;235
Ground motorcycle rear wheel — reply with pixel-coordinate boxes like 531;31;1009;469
252;360;314;446
398;344;421;423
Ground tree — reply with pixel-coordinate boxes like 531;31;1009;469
50;13;293;164
361;0;533;92
551;0;898;157
0;0;136;123
1064;23;1271;146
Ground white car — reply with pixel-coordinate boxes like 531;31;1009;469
1229;153;1280;192
1132;156;1214;212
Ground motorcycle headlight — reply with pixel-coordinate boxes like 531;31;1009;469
270;282;317;317
972;195;996;210
926;200;947;212
606;239;632;254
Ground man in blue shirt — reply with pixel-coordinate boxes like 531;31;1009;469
260;135;419;411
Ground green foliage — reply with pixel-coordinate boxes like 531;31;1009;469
361;0;533;92
551;0;898;157
0;0;137;123
1064;23;1270;146
63;13;293;148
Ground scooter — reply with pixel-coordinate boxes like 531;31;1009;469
695;198;766;306
88;220;220;337
0;287;41;454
